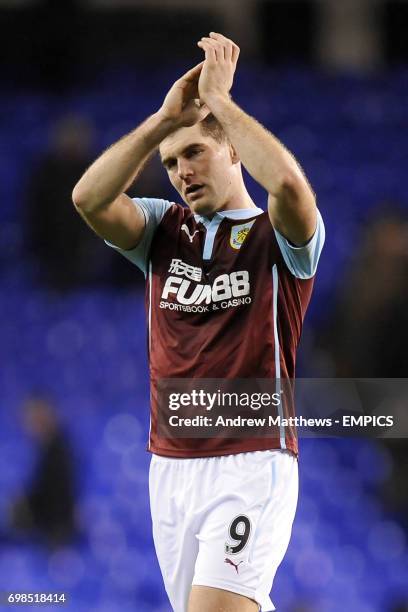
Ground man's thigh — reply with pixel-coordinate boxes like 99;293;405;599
149;455;199;612
191;450;298;611
188;585;259;612
150;450;298;612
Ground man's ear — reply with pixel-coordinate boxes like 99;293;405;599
229;143;240;164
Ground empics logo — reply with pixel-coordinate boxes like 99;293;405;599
230;220;255;250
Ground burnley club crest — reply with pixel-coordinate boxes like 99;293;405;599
230;220;255;250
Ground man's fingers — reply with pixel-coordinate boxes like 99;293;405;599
209;31;228;41
199;38;220;53
197;102;211;122
176;61;203;94
223;43;233;62
198;32;241;64
209;31;235;47
197;40;217;63
200;37;227;62
210;38;229;61
209;31;240;63
209;31;231;61
182;61;205;82
182;99;210;124
231;44;240;64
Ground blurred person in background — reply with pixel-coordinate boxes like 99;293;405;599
391;603;408;612
318;207;408;529
8;395;77;549
25;114;113;290
322;207;408;378
72;32;324;612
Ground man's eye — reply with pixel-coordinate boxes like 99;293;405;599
187;149;202;158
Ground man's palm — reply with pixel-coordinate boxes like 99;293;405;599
161;63;209;127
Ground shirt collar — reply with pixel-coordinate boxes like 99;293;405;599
194;207;264;225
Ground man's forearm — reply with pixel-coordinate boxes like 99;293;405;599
206;95;308;197
72;111;174;212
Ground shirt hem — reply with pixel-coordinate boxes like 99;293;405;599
147;438;298;459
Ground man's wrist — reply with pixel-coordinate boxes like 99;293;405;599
153;108;186;133
144;111;179;144
201;92;233;115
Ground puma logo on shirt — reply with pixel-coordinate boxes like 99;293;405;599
181;224;199;243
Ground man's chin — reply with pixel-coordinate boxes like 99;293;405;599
188;198;218;216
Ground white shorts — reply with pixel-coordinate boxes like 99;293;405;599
149;449;299;612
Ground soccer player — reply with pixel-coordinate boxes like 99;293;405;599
73;33;324;612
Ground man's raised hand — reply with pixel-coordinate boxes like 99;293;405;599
158;63;210;128
197;32;240;105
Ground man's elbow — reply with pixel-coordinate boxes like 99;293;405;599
72;183;87;211
271;173;317;244
72;183;103;214
279;171;316;209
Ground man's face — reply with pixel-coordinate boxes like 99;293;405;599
159;124;237;216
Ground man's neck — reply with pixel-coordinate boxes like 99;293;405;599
217;186;257;212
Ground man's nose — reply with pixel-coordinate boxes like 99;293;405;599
177;159;193;180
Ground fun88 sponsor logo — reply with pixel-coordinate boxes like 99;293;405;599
160;270;250;308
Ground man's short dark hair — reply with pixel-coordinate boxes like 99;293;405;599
199;113;227;143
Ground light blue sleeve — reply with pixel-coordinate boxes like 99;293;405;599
273;209;325;279
105;197;172;276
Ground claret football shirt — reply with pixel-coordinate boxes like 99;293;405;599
107;198;325;457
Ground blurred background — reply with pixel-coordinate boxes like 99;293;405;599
0;0;408;610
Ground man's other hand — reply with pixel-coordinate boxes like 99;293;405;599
197;32;240;106
158;63;210;128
